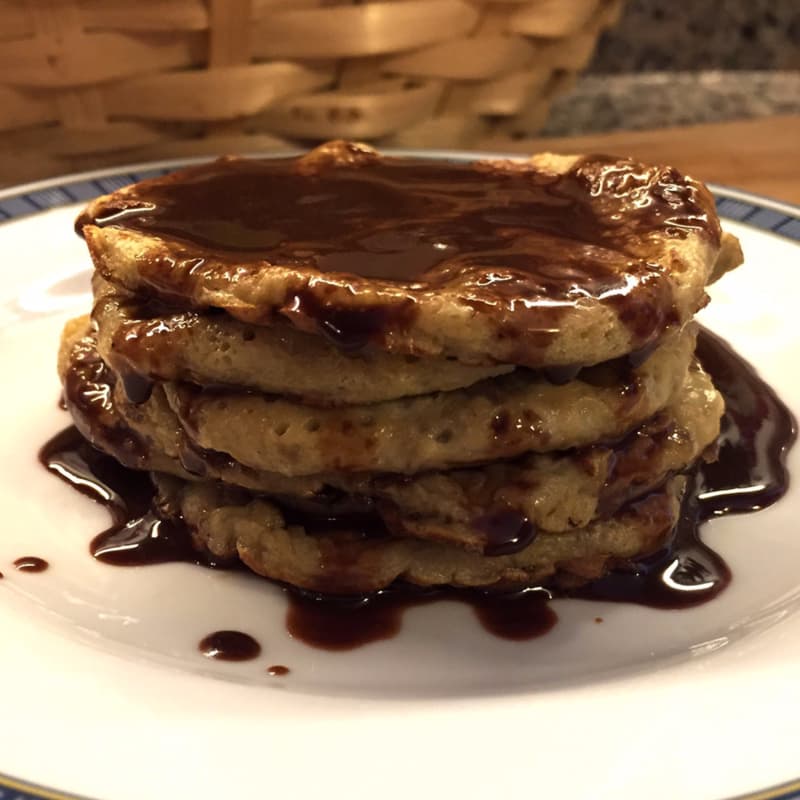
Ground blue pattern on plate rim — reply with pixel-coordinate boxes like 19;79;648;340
0;159;798;800
0;773;92;800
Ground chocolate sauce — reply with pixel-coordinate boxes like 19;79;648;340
285;586;556;650
38;427;205;568
472;509;537;556
91;512;198;567
41;329;795;649
290;290;416;352
267;665;290;676
573;329;796;608
76;145;719;356
198;630;261;661
118;369;154;404
77;149;718;282
13;556;49;573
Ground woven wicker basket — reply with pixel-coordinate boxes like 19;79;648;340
0;0;623;185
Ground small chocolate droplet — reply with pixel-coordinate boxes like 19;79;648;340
199;630;261;661
13;557;49;573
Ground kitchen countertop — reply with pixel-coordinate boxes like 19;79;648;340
479;115;800;205
541;71;800;137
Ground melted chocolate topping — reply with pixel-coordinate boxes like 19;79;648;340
199;630;261;661
471;509;537;557
42;329;795;649
267;665;290;676
77;147;719;355
285;586;556;650
77;150;718;284
13;557;49;573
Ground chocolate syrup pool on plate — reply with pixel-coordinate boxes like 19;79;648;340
40;329;795;650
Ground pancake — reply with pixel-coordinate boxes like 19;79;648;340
370;360;721;552
91;276;513;406
159;325;696;475
60;140;742;603
59;319;718;556
58;316;327;498
155;472;684;594
77;140;729;370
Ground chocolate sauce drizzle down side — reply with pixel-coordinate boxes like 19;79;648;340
573;328;796;608
40;329;795;649
39;427;205;568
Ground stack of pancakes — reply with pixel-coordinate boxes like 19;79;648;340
59;141;742;594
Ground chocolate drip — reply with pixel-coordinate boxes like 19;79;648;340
471;509;537;556
267;665;290;676
118;369;154;404
91;512;196;567
287;290;417;351
199;630;261;661
42;329;795;650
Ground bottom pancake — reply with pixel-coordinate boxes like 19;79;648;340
154;473;684;594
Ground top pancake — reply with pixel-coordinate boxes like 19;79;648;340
77;140;727;369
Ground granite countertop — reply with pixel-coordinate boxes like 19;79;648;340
540;0;800;137
542;70;800;137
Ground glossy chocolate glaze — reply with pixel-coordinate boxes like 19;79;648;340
471;509;537;557
13;557;49;573
285;586;556;650
77;149;718;281
199;630;261;661
43;329;795;649
77;145;719;355
267;665;290;676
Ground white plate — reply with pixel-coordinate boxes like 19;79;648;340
0;157;798;800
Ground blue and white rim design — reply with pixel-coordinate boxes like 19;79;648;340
0;155;798;800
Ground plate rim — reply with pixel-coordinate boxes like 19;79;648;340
1;152;799;800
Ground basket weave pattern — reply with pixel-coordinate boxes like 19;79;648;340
0;0;623;185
